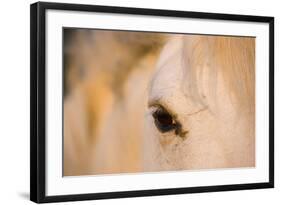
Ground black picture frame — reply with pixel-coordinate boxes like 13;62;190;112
30;1;274;203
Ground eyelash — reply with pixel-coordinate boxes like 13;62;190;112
151;106;183;136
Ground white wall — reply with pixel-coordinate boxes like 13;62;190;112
0;0;279;204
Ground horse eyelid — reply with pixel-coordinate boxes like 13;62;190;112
148;99;178;119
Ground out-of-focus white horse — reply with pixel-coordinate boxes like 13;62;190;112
63;31;255;176
63;30;168;175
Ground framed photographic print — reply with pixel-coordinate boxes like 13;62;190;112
30;1;274;203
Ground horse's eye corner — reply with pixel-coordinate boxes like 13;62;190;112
152;107;182;135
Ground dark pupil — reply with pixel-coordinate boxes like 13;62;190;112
152;108;177;133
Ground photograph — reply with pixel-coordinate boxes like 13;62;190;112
0;0;278;203
30;2;274;202
63;29;256;176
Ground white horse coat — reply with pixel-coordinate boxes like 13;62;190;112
63;32;255;175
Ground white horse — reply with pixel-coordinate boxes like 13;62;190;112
63;31;255;175
143;35;255;171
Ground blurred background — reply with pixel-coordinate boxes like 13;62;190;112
63;29;169;176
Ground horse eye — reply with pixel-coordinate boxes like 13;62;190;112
152;107;178;133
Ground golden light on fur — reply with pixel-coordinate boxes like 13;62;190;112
63;29;255;176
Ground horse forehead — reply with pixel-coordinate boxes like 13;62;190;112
148;37;200;115
150;37;184;95
149;36;235;117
